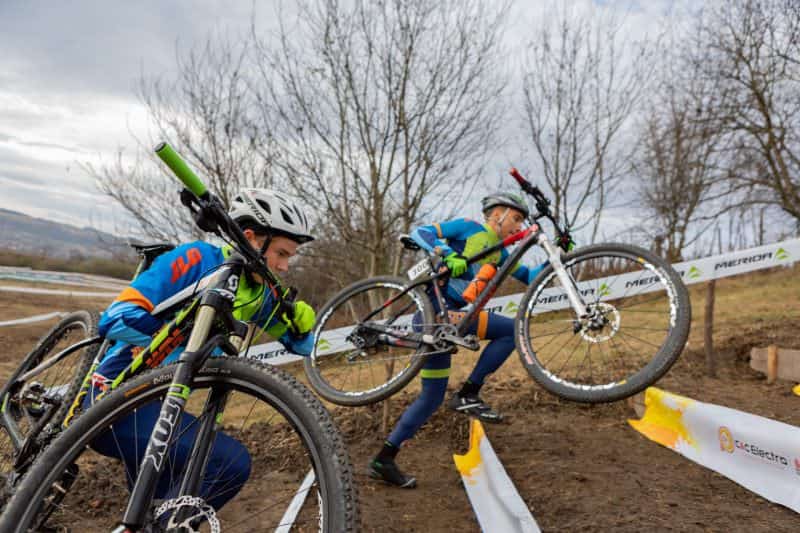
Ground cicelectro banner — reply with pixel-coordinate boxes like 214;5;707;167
453;419;541;533
630;387;800;513
244;238;799;364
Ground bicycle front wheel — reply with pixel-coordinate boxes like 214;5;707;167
304;276;435;406
515;243;690;403
0;357;358;532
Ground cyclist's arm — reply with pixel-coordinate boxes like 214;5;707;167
503;249;547;285
98;302;163;346
99;241;221;347
257;318;314;356
279;331;314;356
246;292;315;357
410;218;474;256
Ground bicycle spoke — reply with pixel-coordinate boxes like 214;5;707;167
310;279;430;401
517;247;688;399
6;362;351;531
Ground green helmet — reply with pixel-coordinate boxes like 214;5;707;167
481;192;529;218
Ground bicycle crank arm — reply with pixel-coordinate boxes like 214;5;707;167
434;333;480;351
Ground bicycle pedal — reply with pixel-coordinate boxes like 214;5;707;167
462;335;480;351
441;334;480;351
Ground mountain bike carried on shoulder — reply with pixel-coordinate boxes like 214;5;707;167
0;243;176;506
0;143;358;532
304;168;691;406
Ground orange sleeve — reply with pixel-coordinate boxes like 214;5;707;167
115;287;154;313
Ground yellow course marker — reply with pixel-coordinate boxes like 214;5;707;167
629;386;800;513
453;419;540;532
628;387;698;450
453;418;485;482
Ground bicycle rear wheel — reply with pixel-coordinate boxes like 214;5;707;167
304;276;435;406
515;243;690;403
0;357;358;532
0;310;99;501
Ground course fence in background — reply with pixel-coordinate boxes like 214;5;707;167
246;237;800;364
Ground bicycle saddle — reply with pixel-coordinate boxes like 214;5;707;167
398;234;421;251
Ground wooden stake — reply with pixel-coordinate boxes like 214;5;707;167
767;345;779;384
704;280;717;377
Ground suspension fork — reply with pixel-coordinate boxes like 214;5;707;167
120;304;218;529
176;325;250;502
538;233;588;318
121;263;244;529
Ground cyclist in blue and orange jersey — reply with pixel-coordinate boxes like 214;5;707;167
86;189;317;510
369;192;546;488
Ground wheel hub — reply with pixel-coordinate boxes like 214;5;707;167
574;302;620;343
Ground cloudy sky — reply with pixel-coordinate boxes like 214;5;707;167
0;0;675;234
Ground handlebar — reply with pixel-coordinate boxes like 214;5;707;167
509;167;550;206
154;141;299;314
508;167;574;252
155;142;208;198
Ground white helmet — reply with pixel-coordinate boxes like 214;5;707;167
229;189;314;244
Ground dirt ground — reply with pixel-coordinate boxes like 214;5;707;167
334;265;800;532
1;267;798;531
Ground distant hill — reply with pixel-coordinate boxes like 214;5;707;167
0;208;127;259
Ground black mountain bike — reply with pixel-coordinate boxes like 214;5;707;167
304;168;691;406
0;243;175;506
0;143;358;532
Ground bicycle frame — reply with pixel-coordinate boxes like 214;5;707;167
118;255;251;530
361;220;589;350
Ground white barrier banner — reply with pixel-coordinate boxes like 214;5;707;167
630;387;800;513
0;312;66;327
0;286;118;298
0;266;128;290
453;419;540;532
243;238;799;365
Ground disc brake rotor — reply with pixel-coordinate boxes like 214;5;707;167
577;302;620;343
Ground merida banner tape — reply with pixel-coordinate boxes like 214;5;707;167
453;419;540;532
244;238;799;365
630;387;800;513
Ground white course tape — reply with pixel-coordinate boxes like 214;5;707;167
0;266;128;290
453;419;540;532
630;387;800;513
243;238;799;365
275;469;316;533
0;286;118;298
0;312;66;327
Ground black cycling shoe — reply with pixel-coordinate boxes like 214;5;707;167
447;393;504;423
368;458;417;489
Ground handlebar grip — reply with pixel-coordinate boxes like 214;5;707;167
509;167;529;186
154;142;208;198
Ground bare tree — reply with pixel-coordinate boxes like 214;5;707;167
87;33;277;241
692;0;800;223
521;4;656;243
255;0;509;283
632;41;728;262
